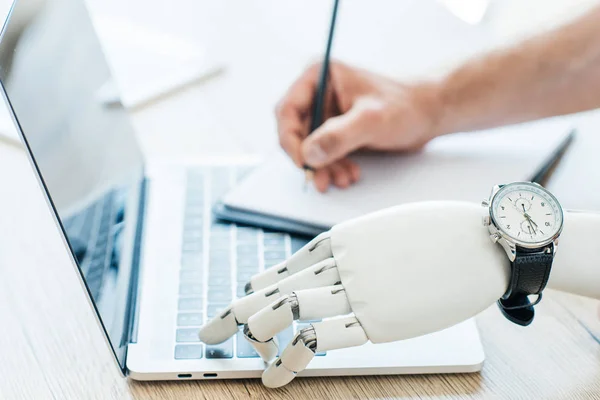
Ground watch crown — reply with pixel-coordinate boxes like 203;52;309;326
481;199;490;207
489;232;501;243
482;216;491;226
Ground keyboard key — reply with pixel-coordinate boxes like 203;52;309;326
186;196;204;206
263;234;286;246
175;344;204;360
206;338;233;359
179;283;203;296
176;328;201;343
185;183;204;193
177;313;204;326
180;270;204;282
182;241;203;252
207;276;231;286
277;327;295;352
237;257;259;269
236;271;254;282
182;236;203;245
264;259;283;268
209;248;230;258
185;205;204;215
180;256;203;270
237;285;248;298
211;223;232;233
184;217;204;228
236;244;258;255
178;298;203;311
186;180;204;191
236;331;259;358
208;283;232;292
185;190;204;202
236;232;258;243
264;251;287;260
182;229;203;240
209;237;230;250
263;246;285;254
207;289;232;303
208;262;231;272
207;304;228;318
209;256;231;266
207;271;231;282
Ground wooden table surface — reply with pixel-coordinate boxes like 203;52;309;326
2;1;600;399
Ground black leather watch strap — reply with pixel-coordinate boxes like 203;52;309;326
497;244;554;326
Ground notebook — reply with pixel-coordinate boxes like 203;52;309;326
216;118;575;236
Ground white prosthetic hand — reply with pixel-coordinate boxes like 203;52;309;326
198;201;600;388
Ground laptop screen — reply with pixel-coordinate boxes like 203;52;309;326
0;0;145;372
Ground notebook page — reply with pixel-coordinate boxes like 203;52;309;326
224;118;574;228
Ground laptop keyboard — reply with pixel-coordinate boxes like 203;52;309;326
174;166;324;360
62;190;120;301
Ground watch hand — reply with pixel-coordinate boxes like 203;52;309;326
524;213;539;230
529;220;537;234
522;204;526;213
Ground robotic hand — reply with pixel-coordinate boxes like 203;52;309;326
199;200;600;387
198;201;512;387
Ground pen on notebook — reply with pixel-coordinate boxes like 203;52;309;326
303;0;340;190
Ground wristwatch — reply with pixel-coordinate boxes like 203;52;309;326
482;182;564;326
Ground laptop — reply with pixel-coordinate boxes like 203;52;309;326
0;0;484;380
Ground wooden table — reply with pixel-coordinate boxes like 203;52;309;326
2;0;600;398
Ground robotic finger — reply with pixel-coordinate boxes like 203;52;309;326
261;316;368;388
246;231;332;294
199;258;341;345
242;325;280;362
246;285;351;343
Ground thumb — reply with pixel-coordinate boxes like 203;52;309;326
302;107;368;168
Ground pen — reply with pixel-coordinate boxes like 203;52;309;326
303;0;340;189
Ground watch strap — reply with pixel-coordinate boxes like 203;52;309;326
498;244;554;326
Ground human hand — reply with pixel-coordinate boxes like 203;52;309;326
276;61;441;192
199;202;508;387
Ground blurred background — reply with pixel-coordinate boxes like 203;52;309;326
2;0;599;217
0;0;598;162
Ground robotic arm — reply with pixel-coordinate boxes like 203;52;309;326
199;201;600;388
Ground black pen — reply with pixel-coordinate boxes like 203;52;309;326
304;0;340;189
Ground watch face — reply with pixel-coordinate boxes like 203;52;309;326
491;182;563;245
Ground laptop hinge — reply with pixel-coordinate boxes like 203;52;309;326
121;177;148;372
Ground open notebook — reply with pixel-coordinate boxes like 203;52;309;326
217;118;575;236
